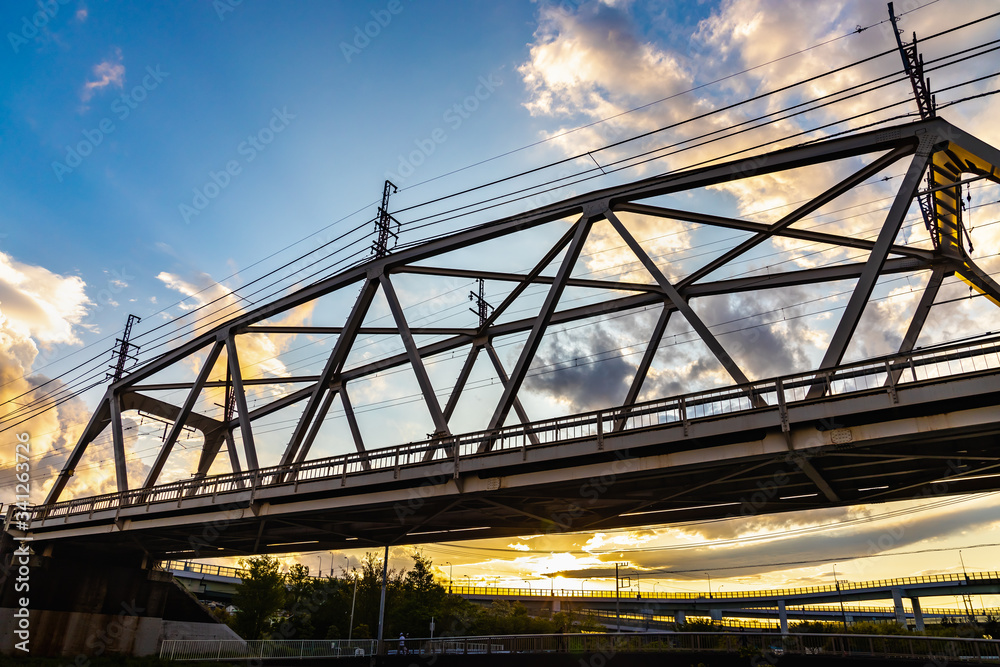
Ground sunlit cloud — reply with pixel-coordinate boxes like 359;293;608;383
81;47;125;102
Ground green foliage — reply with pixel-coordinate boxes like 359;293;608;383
232;555;286;639
228;551;607;641
679;619;719;632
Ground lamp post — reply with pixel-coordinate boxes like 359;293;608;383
445;561;453;592
706;572;712;599
317;555;323;578
348;567;359;641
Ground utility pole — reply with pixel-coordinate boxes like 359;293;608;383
376;545;389;654
958;550;975;622
107;314;141;382
887;2;941;245
468;277;493;328
372;180;400;258
615;563;620;633
833;564;848;631
615;562;628;633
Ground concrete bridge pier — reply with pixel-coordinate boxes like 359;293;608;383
0;541;238;657
910;597;925;631
674;610;685;624
778;600;788;635
891;588;906;626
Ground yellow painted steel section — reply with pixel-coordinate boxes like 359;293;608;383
930;143;1000;306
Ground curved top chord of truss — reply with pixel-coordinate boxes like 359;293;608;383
43;116;1000;509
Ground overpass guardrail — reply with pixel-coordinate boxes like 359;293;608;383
162;556;999;603
22;334;1000;524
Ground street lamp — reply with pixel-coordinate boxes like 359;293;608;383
706;572;712;599
444;561;453;592
317;555;323;578
347;566;359;642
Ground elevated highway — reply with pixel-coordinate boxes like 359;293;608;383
164;559;1000;631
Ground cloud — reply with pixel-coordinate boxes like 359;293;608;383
81;47;125;102
0;251;106;504
152;270;315;477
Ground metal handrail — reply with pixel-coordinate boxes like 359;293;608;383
27;334;1000;522
160;632;1000;662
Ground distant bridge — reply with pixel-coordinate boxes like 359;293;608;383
164;559;1000;632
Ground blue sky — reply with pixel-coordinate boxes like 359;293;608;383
3;0;1000;600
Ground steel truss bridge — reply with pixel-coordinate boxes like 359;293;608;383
9;116;1000;559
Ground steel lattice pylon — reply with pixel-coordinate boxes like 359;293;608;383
44;116;1000;508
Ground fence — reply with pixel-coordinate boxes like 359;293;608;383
159;638;377;660
160;632;1000;662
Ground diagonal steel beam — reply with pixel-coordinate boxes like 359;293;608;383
280;278;378;466
484;342;539;445
677;144;915;288
809;144;935;396
444;345;480;423
425;344;481;462
606;209;755;391
51;391;110;505
484;216;594;444
380;274;451;437
109;391;128;493
614;306;672;432
898;266;946;356
142;339;224;488
293;387;339;465
227;335;259;470
482;219;582;330
340;384;370;470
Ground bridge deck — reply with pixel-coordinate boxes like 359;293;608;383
10;335;1000;557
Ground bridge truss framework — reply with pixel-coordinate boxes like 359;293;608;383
30;117;1000;553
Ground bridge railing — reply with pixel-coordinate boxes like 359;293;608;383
160;632;1000;662
25;334;1000;523
447;570;1000;601
159;638;377;660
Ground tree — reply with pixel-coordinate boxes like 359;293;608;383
391;552;448;637
232;555;286;639
283;562;317;638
